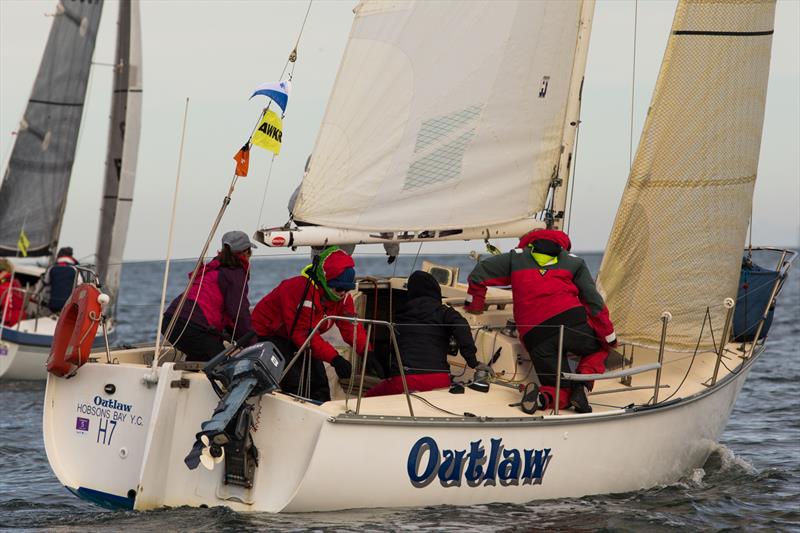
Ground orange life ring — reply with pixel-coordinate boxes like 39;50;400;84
47;283;104;377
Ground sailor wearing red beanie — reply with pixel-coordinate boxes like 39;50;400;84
252;247;368;402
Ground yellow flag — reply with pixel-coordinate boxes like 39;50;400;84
17;229;29;257
251;110;283;156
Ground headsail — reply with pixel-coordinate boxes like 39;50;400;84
597;0;777;350
290;0;591;237
95;0;142;309
0;0;104;257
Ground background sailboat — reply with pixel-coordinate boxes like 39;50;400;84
0;0;142;380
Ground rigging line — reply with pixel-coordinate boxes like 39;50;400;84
409;393;464;417
257;155;277;227
279;0;314;80
628;0;638;171
659;307;708;404
247;1;311;230
154;98;190;360
410;242;424;275
161;173;242;351
162;265;206;361
230;257;252;346
391;247;400;278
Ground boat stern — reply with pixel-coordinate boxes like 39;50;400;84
43;361;158;508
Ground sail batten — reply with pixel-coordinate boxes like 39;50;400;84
0;0;104;257
597;0;776;351
292;0;590;234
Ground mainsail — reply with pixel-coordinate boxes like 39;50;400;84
598;0;776;350
291;0;591;235
0;0;104;256
95;0;143;308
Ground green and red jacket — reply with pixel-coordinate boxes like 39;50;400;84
466;229;616;345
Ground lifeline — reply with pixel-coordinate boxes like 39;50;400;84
407;436;552;488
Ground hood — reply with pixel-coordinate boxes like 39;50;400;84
304;247;356;302
406;270;442;300
517;229;571;251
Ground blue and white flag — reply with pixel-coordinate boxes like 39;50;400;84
250;80;291;112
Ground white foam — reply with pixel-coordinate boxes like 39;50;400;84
710;442;758;475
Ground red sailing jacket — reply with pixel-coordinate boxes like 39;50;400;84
0;274;24;327
251;275;368;363
466;229;615;345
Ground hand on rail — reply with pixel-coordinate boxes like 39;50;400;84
464;300;484;315
463;293;486;314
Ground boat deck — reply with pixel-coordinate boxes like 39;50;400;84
318;340;753;420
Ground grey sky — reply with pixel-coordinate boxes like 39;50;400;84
1;0;798;262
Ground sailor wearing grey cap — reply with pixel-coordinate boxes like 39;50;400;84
221;230;257;253
162;231;256;361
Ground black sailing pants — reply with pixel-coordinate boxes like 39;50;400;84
523;321;602;388
161;314;224;362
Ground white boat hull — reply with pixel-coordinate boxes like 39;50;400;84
42;347;755;512
1;320;60;381
0;320;112;381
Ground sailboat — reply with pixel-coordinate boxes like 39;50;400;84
0;0;142;380
41;0;794;512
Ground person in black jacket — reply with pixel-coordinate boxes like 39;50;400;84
365;270;492;396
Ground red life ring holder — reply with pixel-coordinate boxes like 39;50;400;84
47;283;105;377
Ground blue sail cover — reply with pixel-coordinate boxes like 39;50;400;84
0;0;104;256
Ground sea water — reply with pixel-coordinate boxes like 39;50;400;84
1;253;798;531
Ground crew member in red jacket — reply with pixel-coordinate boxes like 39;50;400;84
0;259;25;327
251;247;368;402
465;229;616;413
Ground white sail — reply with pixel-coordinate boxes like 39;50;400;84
292;0;589;234
598;0;777;350
95;0;142;308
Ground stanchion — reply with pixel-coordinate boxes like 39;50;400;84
652;312;671;405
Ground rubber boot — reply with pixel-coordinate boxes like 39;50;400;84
569;383;592;413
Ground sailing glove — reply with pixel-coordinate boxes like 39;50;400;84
331;355;352;379
605;332;618;347
464;293;485;314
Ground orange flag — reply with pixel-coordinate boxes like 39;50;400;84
233;144;250;177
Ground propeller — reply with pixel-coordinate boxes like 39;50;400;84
198;435;225;470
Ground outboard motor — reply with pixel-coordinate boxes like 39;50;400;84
184;341;285;483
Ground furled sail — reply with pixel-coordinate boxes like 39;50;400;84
292;0;590;234
95;0;142;308
0;0;104;257
597;0;776;350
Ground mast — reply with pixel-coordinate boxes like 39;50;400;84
95;0;142;311
0;0;104;257
550;0;595;230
